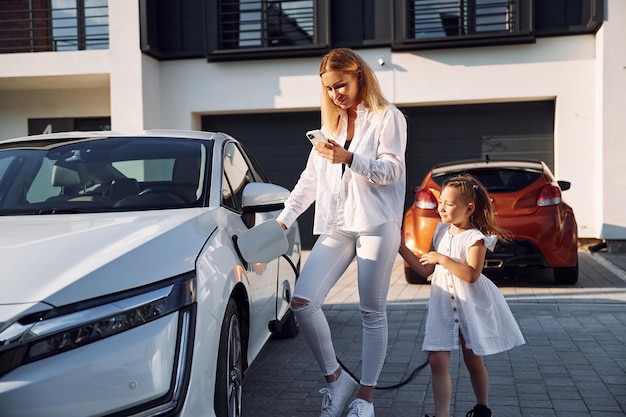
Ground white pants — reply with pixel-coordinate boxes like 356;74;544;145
291;221;400;386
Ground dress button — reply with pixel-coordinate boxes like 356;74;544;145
454;319;459;323
453;308;457;312
451;296;455;300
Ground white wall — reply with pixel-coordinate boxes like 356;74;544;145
0;87;110;139
141;55;162;130
598;0;626;240
159;57;322;121
107;0;144;133
0;49;111;139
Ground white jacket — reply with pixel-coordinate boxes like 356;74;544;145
277;103;407;235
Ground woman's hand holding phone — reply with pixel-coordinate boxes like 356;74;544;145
307;129;352;165
306;129;329;146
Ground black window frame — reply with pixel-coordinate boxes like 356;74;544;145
392;0;604;51
206;0;331;62
533;0;604;37
392;0;535;51
220;141;268;214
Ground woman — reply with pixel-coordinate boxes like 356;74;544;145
276;48;407;417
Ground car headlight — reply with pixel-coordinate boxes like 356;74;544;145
0;273;196;378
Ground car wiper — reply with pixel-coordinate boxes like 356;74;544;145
0;209;92;215
36;208;81;214
0;209;74;216
35;207;109;214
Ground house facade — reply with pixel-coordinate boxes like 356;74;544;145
0;0;624;250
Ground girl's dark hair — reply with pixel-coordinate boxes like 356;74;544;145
442;173;510;241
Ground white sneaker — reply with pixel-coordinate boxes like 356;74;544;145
319;371;358;417
347;398;375;417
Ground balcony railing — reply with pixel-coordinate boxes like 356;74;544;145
218;0;316;50
394;0;532;50
0;0;109;54
409;0;517;38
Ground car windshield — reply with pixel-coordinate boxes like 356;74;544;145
432;168;541;193
0;136;210;215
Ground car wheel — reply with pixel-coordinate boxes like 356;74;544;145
214;299;243;417
554;262;579;285
274;308;299;339
405;267;429;284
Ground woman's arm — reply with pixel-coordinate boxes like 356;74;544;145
399;243;435;278
419;241;486;283
275;150;319;228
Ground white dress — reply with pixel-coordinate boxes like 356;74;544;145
423;223;525;356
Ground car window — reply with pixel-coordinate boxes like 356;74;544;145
0;137;208;214
222;142;256;212
27;159;63;203
238;143;270;183
433;169;541;193
0;155;12;179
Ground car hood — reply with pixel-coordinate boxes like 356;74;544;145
0;209;218;307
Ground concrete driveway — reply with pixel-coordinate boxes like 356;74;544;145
242;250;626;417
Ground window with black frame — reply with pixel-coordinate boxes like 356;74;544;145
409;0;517;38
220;0;314;48
140;0;603;60
222;142;255;213
393;0;533;49
394;0;603;50
208;0;329;60
0;0;108;53
534;0;603;36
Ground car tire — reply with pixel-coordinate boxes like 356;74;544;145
214;299;243;417
274;308;300;339
554;262;579;285
405;267;429;285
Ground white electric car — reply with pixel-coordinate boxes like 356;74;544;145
0;130;301;417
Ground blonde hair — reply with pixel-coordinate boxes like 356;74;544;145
318;48;388;135
443;173;510;241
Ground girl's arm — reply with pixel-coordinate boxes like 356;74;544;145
419;240;487;283
399;243;435;278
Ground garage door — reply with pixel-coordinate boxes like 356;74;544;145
203;100;554;249
403;100;555;211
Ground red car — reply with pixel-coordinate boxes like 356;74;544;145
402;159;579;285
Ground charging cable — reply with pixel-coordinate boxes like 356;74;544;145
280;252;430;390
337;356;430;390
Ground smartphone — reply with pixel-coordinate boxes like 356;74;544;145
306;129;328;146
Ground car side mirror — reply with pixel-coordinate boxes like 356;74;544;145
558;181;571;191
242;182;290;213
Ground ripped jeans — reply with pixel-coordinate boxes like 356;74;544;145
291;221;400;386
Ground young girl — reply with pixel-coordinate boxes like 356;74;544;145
398;174;525;417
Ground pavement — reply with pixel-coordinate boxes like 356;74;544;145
241;249;626;417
